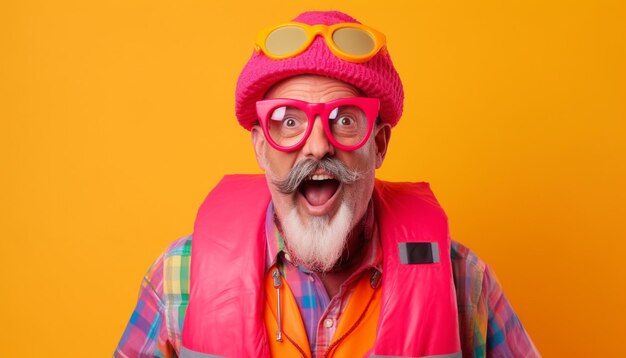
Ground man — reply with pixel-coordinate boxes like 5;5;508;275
115;11;539;358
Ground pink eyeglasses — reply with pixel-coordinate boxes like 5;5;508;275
255;97;380;152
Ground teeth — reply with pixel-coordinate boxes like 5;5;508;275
309;174;334;181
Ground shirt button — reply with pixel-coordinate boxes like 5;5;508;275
323;318;334;328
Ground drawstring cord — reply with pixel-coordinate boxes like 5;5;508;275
272;267;283;342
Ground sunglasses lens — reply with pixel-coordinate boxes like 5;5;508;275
265;26;308;56
328;105;369;147
332;27;376;56
267;106;309;148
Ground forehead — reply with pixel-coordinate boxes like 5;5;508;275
264;75;362;102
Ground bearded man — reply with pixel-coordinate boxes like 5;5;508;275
115;11;539;358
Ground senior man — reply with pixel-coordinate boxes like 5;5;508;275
115;11;539;358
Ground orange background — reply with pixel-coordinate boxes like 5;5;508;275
1;1;625;356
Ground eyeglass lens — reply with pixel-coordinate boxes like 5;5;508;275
265;26;308;56
268;105;369;148
332;28;375;55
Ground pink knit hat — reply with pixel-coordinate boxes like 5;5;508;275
235;11;404;130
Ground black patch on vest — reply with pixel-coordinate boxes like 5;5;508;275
398;242;440;264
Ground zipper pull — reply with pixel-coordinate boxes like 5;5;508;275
272;268;283;342
272;267;282;288
370;269;382;289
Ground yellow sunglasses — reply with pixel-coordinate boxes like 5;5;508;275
255;22;387;63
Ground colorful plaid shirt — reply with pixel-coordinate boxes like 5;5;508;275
115;205;539;358
264;203;381;356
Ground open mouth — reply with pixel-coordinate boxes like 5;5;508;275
298;173;341;207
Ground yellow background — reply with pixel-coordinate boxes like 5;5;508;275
1;0;624;356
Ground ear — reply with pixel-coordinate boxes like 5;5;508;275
251;125;268;171
373;123;391;169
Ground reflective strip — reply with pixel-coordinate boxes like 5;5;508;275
371;352;462;358
179;346;225;358
398;242;440;264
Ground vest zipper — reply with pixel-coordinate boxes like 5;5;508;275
272;268;283;342
272;266;310;357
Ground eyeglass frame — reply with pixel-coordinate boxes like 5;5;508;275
255;97;381;152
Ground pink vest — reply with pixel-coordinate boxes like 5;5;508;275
181;175;461;357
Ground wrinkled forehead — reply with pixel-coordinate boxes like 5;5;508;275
264;75;364;101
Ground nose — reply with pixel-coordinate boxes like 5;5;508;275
301;116;335;159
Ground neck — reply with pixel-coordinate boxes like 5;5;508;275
318;223;368;297
320;202;378;296
326;220;367;273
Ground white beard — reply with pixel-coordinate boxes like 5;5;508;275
281;201;353;272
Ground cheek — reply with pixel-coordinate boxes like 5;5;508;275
263;151;299;214
264;149;298;177
341;142;379;173
342;145;378;207
268;186;292;218
343;174;375;225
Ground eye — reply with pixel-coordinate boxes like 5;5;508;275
337;116;354;126
329;107;358;127
284;117;298;128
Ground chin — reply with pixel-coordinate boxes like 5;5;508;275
281;200;354;272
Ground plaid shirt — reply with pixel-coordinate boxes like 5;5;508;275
265;203;381;356
115;207;539;358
